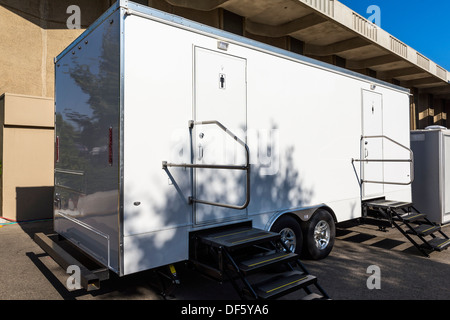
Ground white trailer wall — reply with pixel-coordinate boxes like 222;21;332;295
123;13;194;274
121;7;411;274
55;2;411;276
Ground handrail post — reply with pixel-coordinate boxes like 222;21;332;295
353;135;414;186
163;120;251;210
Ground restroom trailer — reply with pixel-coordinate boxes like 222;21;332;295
35;1;417;298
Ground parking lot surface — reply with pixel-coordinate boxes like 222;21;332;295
1;218;450;301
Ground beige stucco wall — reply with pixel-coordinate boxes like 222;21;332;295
0;93;54;221
0;0;111;98
0;1;113;220
3;93;54;127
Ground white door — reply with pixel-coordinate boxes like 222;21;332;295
193;47;248;225
443;133;450;223
362;90;384;199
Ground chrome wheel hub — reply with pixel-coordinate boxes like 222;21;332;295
314;220;330;250
279;227;296;252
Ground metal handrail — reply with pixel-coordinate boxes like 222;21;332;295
352;135;414;186
163;120;250;210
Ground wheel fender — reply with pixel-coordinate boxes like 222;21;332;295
265;205;336;231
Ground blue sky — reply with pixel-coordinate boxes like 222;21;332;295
338;0;450;71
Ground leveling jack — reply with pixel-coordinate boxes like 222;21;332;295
150;264;181;299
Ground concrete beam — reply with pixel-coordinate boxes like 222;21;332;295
164;0;229;11
346;54;402;69
419;85;450;96
402;77;447;88
245;13;327;37
303;37;371;56
377;67;427;80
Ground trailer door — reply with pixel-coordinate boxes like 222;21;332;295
193;47;248;225
443;133;450;223
362;90;384;199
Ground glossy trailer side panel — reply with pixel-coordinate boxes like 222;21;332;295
54;8;122;274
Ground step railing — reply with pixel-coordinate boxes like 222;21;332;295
163;120;250;210
352;135;414;186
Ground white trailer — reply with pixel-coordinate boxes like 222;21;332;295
36;1;421;297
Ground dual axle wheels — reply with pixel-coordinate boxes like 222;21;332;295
271;209;335;260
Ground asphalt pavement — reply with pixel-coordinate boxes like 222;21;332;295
1;218;450;301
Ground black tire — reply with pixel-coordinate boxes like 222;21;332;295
271;215;303;255
302;209;335;260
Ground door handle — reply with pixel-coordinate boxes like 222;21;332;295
54;193;62;209
365;148;369;159
198;144;203;161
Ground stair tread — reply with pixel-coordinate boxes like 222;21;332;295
365;200;412;209
406;224;440;236
199;227;280;250
253;271;316;300
398;212;427;222
363;201;450;257
422;237;450;251
239;251;298;274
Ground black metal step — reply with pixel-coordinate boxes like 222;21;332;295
365;200;413;210
406;224;441;237
253;271;317;300
199;227;280;251
396;212;427;223
362;200;450;257
239;251;298;275
422;238;450;251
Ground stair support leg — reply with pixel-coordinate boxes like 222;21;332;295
277;239;330;299
222;247;258;300
411;206;450;241
391;220;430;258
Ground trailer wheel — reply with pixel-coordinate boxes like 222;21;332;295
271;215;303;255
302;209;335;260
